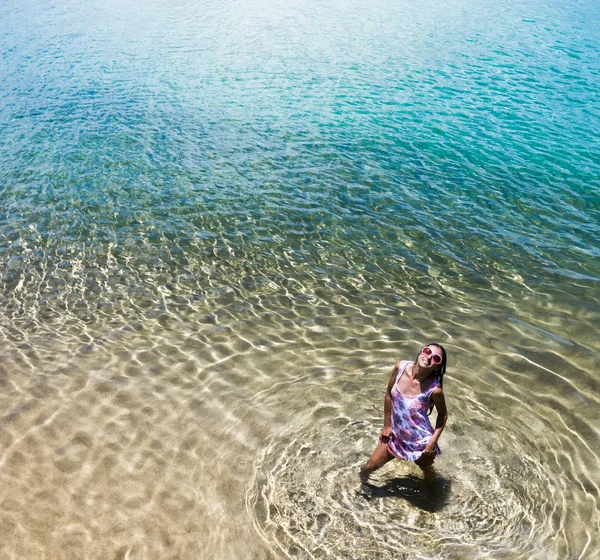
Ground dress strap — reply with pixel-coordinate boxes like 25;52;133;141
394;360;409;386
426;376;441;395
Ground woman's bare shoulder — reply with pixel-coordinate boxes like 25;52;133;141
431;385;445;398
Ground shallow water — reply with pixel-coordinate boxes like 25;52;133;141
1;0;599;557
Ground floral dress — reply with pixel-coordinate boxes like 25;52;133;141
386;360;441;461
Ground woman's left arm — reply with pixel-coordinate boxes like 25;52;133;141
423;388;448;454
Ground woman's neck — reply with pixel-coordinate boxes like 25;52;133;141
412;362;434;381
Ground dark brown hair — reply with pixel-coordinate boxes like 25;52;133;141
416;343;447;415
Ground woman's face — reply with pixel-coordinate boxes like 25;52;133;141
417;345;443;369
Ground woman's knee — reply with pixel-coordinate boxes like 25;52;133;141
364;445;393;472
415;455;435;469
363;459;380;472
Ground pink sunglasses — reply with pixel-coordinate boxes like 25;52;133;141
421;346;443;365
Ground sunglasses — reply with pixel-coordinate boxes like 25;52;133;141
421;346;443;365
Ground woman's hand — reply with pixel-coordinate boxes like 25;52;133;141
420;441;436;459
379;425;393;443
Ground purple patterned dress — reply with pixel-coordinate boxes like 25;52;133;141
386;360;441;461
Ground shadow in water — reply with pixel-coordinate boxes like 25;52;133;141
361;474;452;512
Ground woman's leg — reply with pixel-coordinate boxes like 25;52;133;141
360;442;394;483
414;453;435;480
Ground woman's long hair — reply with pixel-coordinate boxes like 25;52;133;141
416;343;447;415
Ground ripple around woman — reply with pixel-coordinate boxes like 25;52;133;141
361;344;448;483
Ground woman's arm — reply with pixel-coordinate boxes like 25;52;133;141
381;362;400;440
422;388;448;454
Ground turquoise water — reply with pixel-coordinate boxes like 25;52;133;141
1;0;599;558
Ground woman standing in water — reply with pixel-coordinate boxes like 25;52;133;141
361;344;448;482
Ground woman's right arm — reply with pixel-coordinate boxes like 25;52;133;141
381;362;400;441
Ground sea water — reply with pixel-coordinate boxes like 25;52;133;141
0;0;599;557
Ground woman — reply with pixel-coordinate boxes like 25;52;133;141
361;344;448;482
